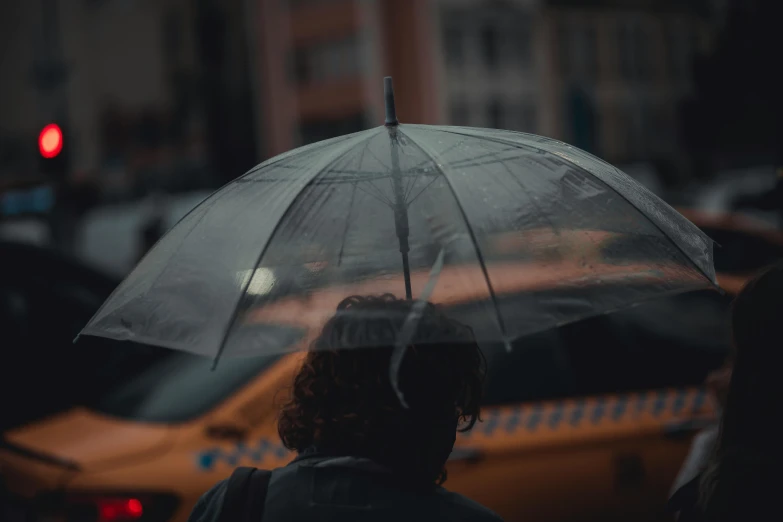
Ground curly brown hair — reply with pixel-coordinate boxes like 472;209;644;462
277;294;485;486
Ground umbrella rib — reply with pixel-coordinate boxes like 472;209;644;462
80;135;361;345
211;131;377;367
236;168;442;184
403;171;416;201
437;128;717;286
496;159;561;237
356;182;393;207
367;150;392;172
406;174;442;206
404;174;420;202
399;128;511;346
337;182;359;266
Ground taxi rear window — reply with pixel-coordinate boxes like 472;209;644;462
90;350;280;423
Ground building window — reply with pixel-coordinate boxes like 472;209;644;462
450;102;470;126
645;102;674;154
618;24;635;81
480;25;501;70
293;47;309;84
566;87;598;154
561;21;598;80
618;20;652;82
633;26;652;81
666;21;693;82
618;104;645;159
512;13;533;67
292;36;360;86
442;22;464;67
487;99;503;129
560;23;598;79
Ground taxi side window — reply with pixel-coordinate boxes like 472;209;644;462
561;290;731;397
480;290;731;405
482;328;575;405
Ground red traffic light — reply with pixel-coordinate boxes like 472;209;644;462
39;123;63;158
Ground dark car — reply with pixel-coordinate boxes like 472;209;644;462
0;241;165;432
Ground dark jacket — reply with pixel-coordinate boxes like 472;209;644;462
188;450;504;522
668;469;780;522
669;474;706;522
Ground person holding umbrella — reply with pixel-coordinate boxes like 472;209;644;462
78;78;722;520
187;294;503;522
669;363;731;500
669;262;783;521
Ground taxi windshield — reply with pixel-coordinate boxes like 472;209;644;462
89;350;280;423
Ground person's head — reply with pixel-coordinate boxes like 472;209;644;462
277;294;485;486
700;262;783;519
727;262;783;426
717;261;783;447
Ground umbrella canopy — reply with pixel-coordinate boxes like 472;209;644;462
80;79;716;361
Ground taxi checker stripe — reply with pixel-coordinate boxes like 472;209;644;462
483;409;501;435
505;407;523;433
484;388;710;435
612;395;628;420
673;388;687;415
692;387;707;413
570;399;586;427
653;390;668;417
636;392;648;414
548;402;564;429
196;438;289;471
591;398;606;424
526;405;543;431
197;389;715;469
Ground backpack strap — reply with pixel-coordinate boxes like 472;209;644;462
220;467;273;522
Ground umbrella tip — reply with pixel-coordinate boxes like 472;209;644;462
384;76;398;126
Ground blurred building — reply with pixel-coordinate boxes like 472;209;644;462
539;0;712;170
1;0;717;194
434;0;542;134
431;0;715;178
0;0;259;199
251;0;442;157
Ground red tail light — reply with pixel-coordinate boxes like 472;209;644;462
96;498;144;521
35;492;178;522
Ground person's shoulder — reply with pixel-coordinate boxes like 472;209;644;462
435;488;505;522
187;479;228;522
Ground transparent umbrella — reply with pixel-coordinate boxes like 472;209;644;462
80;78;717;372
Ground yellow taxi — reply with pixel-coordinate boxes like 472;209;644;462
1;247;729;522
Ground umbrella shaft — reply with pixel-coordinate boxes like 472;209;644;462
400;251;412;299
395;214;410;252
389;127;411;299
394;204;412;299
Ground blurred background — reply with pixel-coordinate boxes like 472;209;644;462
1;1;782;521
1;0;781;273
